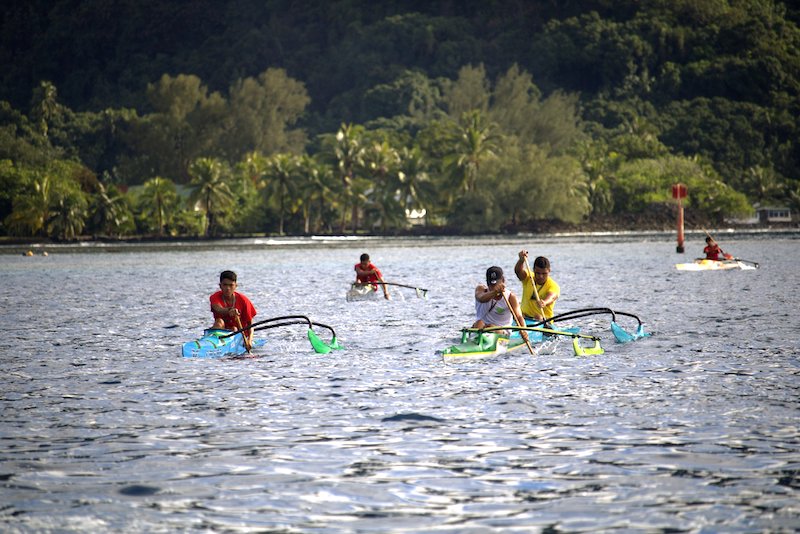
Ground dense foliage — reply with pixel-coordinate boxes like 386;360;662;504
1;0;797;238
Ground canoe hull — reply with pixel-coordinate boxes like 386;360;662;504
182;329;266;358
441;330;565;361
676;259;756;271
346;284;380;301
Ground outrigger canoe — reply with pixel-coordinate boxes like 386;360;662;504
346;283;382;301
182;328;266;358
182;315;343;358
676;258;759;271
441;325;602;361
441;307;650;361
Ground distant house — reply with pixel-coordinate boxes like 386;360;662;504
405;208;427;226
725;205;795;225
756;206;793;223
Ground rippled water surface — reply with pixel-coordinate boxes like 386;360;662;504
2;233;799;532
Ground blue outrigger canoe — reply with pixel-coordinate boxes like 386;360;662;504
182;329;267;358
181;315;343;358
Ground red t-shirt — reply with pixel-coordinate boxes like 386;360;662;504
355;262;383;285
210;291;257;331
704;244;721;261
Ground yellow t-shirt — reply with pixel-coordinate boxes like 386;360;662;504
520;273;560;319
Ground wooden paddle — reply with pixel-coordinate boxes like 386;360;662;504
234;314;252;353
524;256;547;322
501;291;535;355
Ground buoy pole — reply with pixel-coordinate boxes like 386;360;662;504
676;196;685;253
672;183;687;253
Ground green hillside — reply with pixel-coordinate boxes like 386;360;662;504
1;0;798;238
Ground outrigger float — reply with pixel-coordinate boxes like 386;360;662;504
182;315;343;358
441;307;650;361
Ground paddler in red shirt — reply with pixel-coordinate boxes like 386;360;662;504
354;253;390;299
210;270;257;348
703;237;723;260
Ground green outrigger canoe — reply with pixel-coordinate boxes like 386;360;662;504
441;307;651;361
441;325;603;361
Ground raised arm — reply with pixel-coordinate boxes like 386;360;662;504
475;282;504;303
514;250;529;281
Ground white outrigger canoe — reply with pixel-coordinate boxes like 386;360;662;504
346;283;383;301
675;258;759;271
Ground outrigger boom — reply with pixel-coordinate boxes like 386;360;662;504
222;314;343;354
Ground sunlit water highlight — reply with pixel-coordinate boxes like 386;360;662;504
1;233;799;532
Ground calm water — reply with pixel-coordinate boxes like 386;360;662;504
1;233;799;532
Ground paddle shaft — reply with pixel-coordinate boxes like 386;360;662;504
501;292;535;354
524;257;547;321
370;281;429;293
234;315;251;353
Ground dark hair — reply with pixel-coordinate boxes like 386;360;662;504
533;257;551;270
360;253;370;262
705;236;713;244
220;270;237;283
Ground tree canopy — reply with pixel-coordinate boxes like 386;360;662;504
1;0;798;238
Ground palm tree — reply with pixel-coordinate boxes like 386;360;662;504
30;81;61;137
260;153;298;235
295;154;338;234
90;182;132;237
321;123;365;232
188;157;234;237
47;189;88;240
236;151;269;194
443;110;501;196
5;174;52;236
360;141;402;232
397;146;433;222
746;165;783;203
139;176;179;236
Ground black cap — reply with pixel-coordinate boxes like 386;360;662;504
486;266;503;286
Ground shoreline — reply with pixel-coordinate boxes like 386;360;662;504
3;225;797;254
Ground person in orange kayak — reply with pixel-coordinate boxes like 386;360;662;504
354;253;390;299
703;236;723;260
210;270;257;347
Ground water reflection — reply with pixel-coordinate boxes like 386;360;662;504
1;235;798;531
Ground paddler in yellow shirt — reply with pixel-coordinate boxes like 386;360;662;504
514;251;560;325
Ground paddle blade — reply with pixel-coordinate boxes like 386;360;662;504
611;321;650;343
572;337;604;356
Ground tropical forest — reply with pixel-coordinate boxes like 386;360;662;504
1;0;798;239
